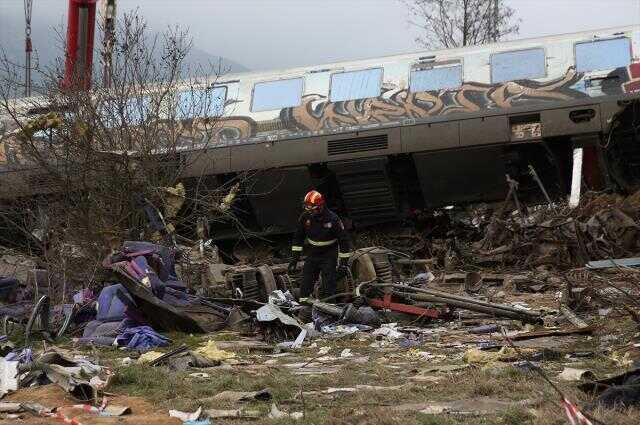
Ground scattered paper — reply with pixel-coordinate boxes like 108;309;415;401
269;403;303;420
372;323;404;340
169;406;202;422
194;340;236;362
137;351;164;364
318;346;331;355
558;367;595;382
340;349;353;358
204;408;261;419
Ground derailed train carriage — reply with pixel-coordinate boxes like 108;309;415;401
2;25;640;237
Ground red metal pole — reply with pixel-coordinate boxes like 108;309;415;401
62;0;97;90
367;294;442;319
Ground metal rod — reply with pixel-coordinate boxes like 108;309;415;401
506;174;525;221
391;284;537;315
394;259;435;265
528;164;552;205
569;147;583;208
395;289;529;316
366;283;541;320
395;291;540;324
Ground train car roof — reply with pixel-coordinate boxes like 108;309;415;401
214;24;640;82
3;24;639;109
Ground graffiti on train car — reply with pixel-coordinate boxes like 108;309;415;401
1;64;638;167
280;68;586;130
207;65;636;144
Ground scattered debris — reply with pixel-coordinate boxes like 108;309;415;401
4;188;640;423
208;388;271;403
194;340;236;362
558;367;596;382
302;384;406;396
0;358;18;398
204;408;261;419
268;403;303;420
463;347;519;364
372;323;405;340
169;406;202;422
586;257;640;269
511;326;594;340
138;351;165;364
394;397;537;415
560;304;590;329
468;324;499;334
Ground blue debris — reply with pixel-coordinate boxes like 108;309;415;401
116;325;171;351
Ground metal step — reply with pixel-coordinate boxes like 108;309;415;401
328;158;398;226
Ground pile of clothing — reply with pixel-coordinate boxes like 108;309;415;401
77;283;170;351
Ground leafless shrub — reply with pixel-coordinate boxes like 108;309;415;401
401;0;520;49
0;12;246;301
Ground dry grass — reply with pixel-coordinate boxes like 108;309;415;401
95;332;636;425
47;286;640;425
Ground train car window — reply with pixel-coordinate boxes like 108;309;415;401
176;86;227;119
575;38;631;72
329;68;383;102
100;96;151;127
125;96;152;123
251;78;303;112
410;64;462;92
491;48;546;83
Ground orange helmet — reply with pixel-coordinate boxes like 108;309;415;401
303;190;325;213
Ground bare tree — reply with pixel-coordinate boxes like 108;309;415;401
402;0;520;49
0;11;249;300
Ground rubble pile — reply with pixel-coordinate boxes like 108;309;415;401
392;190;640;273
1;193;640;423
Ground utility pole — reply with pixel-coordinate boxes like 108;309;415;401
100;0;116;88
493;0;499;42
24;0;33;97
462;0;469;46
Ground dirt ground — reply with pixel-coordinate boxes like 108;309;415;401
4;385;178;425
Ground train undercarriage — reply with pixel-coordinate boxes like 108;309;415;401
195;100;639;240
202;141;570;239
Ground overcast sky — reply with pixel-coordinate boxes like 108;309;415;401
1;0;639;71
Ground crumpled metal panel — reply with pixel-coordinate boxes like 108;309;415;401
256;303;302;329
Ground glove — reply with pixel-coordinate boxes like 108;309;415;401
288;257;299;275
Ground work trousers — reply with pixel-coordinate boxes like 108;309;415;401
300;247;337;299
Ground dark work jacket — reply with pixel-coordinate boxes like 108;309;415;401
291;208;352;259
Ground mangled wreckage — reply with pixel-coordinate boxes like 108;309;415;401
3;184;640;421
2;25;640;424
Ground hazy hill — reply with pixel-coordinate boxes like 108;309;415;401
0;12;249;87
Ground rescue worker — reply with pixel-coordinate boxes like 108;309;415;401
288;190;352;299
